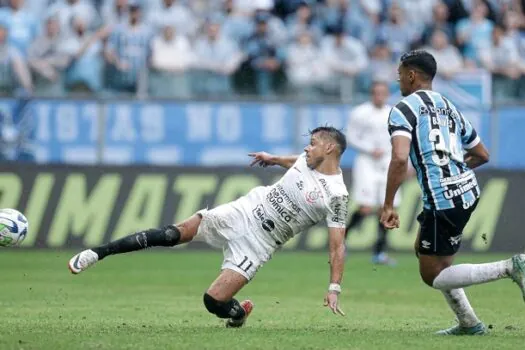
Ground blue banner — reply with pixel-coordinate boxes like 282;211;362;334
0;98;509;168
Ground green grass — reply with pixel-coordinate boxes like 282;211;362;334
1;250;524;349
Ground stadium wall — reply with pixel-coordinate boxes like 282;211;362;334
2;98;525;168
0;163;521;253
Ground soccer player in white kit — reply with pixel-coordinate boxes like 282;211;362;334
68;127;349;327
345;82;400;265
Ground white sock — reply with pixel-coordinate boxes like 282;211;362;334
442;289;481;328
432;260;512;290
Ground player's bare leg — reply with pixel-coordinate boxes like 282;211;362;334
68;214;203;274
418;252;525;335
203;269;254;328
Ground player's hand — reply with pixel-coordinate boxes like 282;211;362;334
380;206;400;230
323;292;345;316
248;152;276;167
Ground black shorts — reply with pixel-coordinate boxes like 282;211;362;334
416;201;478;256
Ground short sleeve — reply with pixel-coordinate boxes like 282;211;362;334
460;113;480;149
326;195;349;229
388;102;416;140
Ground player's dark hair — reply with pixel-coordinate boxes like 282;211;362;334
400;50;437;81
310;126;347;156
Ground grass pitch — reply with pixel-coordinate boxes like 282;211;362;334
1;250;524;349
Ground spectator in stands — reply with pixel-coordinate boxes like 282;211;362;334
365;39;396;91
285;1;323;44
47;0;100;39
27;16;70;96
22;0;54;20
416;1;454;46
321;26;368;99
377;2;417;61
273;0;309;19
424;29;464;80
286;31;329;99
480;23;521;100
220;0;254;44
396;0;437;33
147;0;197;38
101;0;129;26
320;0;377;50
149;24;192;98
456;1;494;66
104;1;151;96
252;8;288;46
62;16;105;94
244;11;286;97
0;24;32;95
0;0;38;57
193;20;243;97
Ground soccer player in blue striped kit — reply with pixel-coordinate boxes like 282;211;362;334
380;50;525;335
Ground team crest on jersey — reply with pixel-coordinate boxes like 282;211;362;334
305;190;322;204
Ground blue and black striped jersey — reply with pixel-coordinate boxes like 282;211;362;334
388;90;481;210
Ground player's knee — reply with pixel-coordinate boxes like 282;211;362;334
163;225;180;246
203;293;230;318
359;206;373;216
419;266;440;287
420;272;435;287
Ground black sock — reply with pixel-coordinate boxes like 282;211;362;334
92;226;181;260
203;293;246;319
345;211;366;237
373;223;388;255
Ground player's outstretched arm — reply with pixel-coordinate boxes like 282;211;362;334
248;152;299;169
464;142;490;170
324;226;345;316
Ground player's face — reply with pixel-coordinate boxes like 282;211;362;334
397;64;414;97
304;133;326;169
371;83;389;107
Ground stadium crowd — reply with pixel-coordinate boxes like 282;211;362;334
0;0;524;102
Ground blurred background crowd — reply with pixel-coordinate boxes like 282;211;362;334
0;0;523;103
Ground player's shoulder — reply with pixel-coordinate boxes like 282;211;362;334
323;174;349;198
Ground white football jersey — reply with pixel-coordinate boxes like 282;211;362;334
346;101;392;170
234;154;349;245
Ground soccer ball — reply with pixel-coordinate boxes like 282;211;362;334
0;208;28;247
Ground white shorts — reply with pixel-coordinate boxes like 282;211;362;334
194;202;279;281
352;157;401;208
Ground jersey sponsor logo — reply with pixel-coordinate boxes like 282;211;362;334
261;219;275;232
252;204;276;232
305;190;322;204
252;204;267;222
319;178;333;197
443;179;477;200
421;240;431;249
266;185;301;223
419;105;455;117
440;172;475;186
329;195;349;224
463;198;477;210
296;181;304;191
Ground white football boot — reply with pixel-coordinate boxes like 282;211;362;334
68;249;99;274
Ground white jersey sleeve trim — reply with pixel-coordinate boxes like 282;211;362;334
391;130;412;140
464;135;480;150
